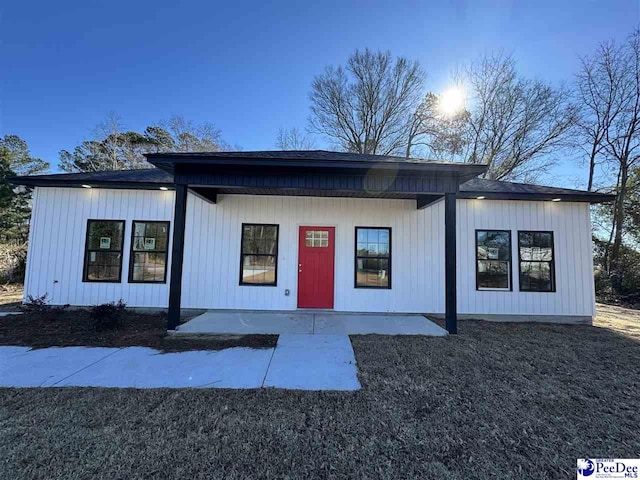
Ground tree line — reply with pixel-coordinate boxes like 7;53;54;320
58;114;229;172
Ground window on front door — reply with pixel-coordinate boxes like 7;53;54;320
239;224;279;286
355;227;391;289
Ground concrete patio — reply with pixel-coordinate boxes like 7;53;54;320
175;311;447;336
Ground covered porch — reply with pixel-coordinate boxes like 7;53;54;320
173;310;448;336
144;151;489;335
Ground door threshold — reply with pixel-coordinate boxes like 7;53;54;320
296;308;335;312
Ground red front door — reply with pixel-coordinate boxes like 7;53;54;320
297;226;335;308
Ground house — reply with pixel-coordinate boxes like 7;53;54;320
10;150;614;334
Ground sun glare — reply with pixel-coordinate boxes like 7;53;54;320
439;86;465;117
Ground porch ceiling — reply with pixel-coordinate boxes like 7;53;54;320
206;186;423;200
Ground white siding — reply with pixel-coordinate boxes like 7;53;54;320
25;187;175;307
24;188;595;318
457;199;596;317
181;194;445;313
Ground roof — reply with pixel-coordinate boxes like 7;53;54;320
144;149;488;181
146;149;477;166
9;168;173;188
9;166;615;203
459;178;615;203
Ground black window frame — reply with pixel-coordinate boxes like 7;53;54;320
518;230;556;293
354;226;392;289
475;229;513;291
128;220;171;284
239;223;279;287
82;219;126;283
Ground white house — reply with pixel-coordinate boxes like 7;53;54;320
11;150;614;333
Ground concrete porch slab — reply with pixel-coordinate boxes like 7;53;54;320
177;311;314;335
314;313;447;336
175;310;446;336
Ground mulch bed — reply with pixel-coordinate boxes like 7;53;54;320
0;311;277;351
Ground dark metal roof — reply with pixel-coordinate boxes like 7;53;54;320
144;149;488;181
9;164;616;203
9;168;173;189
459;178;616;203
146;149;477;166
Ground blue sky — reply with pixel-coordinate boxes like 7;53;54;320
1;0;639;185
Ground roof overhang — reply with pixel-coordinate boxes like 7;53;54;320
146;151;487;181
9;178;174;190
8;151;613;204
145;151;488;195
457;190;616;203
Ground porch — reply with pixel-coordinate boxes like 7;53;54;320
144;150;490;335
173;310;448;336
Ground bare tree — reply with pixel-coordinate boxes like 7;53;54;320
94;112;127;170
309;49;425;155
604;31;640;289
159;114;227;152
459;54;577;181
575;42;623;191
579;30;640;292
276;127;316;150
406;92;469;160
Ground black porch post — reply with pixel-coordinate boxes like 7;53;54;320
167;183;188;330
444;192;457;334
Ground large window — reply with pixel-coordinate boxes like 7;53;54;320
476;230;512;290
518;231;556;292
355;227;391;289
83;220;125;282
129;221;170;283
240;224;279;286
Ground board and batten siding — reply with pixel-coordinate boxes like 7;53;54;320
25;187;175;308
181;194;444;312
456;199;595;318
24;187;595;318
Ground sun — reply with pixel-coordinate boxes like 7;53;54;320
439;86;466;117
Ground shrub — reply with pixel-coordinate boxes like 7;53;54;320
91;300;127;330
20;293;69;321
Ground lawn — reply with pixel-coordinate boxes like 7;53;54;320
1;306;639;479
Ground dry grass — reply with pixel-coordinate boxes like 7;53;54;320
1;305;639;479
0;284;23;311
595;302;640;337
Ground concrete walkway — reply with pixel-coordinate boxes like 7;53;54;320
176;311;447;336
0;334;360;391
